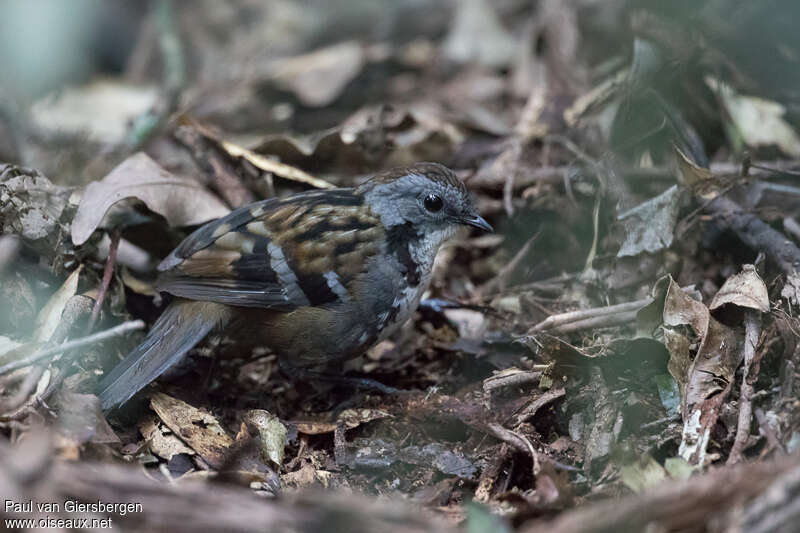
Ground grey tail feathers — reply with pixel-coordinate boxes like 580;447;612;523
97;300;230;411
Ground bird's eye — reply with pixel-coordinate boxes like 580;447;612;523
423;194;443;213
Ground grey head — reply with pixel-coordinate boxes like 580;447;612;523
358;162;492;249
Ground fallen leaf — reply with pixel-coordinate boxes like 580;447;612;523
0;164;69;242
617;185;682;257
649;276;742;465
281;462;333;489
55;392;120;446
271;41;364;107
292;408;392;436
674;146;725;199
709;264;769;313
709;77;800;157
239;409;287;466
443;0;516;68
139;415;195;461
71;153;230;245
33;266;81;342
620;454;666;493
782;273;800;308
149;392;233;468
30;79;159;144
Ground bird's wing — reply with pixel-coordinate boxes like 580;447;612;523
156;189;383;308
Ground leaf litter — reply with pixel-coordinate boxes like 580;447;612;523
2;1;800;532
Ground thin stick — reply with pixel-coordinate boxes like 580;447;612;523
487;423;541;475
483;370;543;394
0;320;145;376
87;230;121;333
478;231;540;297
531;298;652;332
728;312;762;464
221;141;335;190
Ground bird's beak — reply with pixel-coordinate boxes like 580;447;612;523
461;213;493;232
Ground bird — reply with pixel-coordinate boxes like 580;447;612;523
97;162;492;410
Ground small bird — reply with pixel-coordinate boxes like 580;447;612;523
98;162;492;410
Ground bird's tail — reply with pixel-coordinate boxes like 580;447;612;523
97;300;231;411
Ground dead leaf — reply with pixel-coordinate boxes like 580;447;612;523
673;146;729;201
620;454;667;493
149;392;233;468
139;415;195;461
281;462;332;489
55;392;120;447
292;408;392;436
71;153;230;245
709;265;770;313
239;409;287;466
617;185;682;257
34;266;81;342
220;140;334;189
271;41;364;107
651;276;742;465
443;0;516;68
30;79;159;144
708;77;800;157
0;164;69;242
782;273;800;308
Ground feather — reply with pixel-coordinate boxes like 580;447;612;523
155;188;381;309
97;300;231;410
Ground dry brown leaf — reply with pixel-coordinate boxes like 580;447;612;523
709;265;770;313
653;276;742;465
673;146;725;199
149;392;233;468
139;415;195;461
71;153;230;245
220;140;334;189
55;392;120;447
292;408;392;435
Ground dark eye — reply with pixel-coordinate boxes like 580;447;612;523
423;194;443;213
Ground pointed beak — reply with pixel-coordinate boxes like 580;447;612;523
461;213;493;232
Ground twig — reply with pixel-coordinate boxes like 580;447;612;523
486;423;541;475
521;454;799;533
707;195;800;276
483;370;543;394
87;230;121;333
755;407;786;454
221;141;335;190
477;231;540;297
471;160;800;191
173;124;255;208
0;320;145;376
513;387;566;425
531;298;652;332
728;311;762;464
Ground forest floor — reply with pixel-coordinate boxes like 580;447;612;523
2;1;800;532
